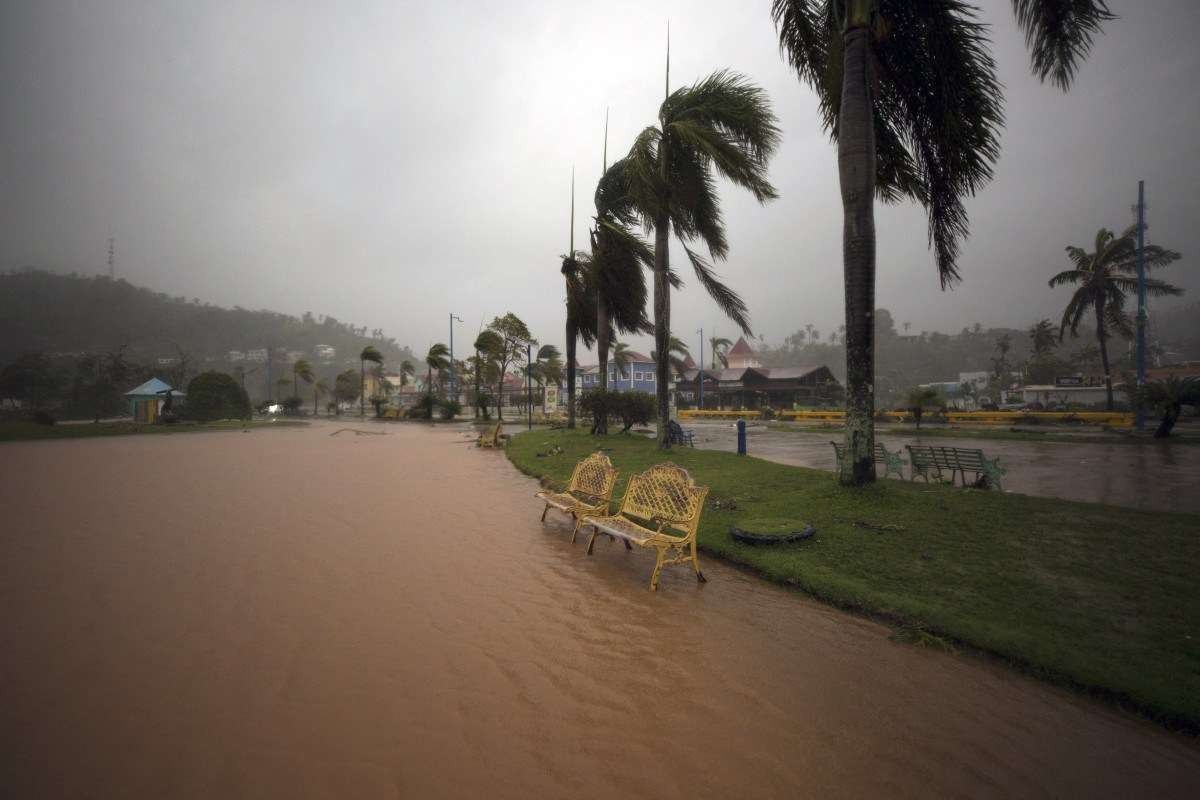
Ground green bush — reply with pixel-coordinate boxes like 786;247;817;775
185;372;251;421
407;393;436;419
614;391;654;432
438;398;462;420
280;396;303;416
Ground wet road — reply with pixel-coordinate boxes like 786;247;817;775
2;421;1198;798
687;421;1200;514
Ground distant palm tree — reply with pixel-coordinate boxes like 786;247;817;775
292;358;313;400
651;335;692;378
773;0;1113;483
359;345;383;417
708;336;732;370
1050;225;1182;409
625;70;779;447
561;250;597;428
1028;319;1058;358
425;343;450;395
313;379;329;416
532;344;562;413
396;359;415;393
610;341;633;380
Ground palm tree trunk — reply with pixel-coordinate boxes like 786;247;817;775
839;24;877;485
1155;404;1179;438
359;361;365;417
594;299;609;435
473;350;481;419
653;222;671;448
565;315;577;429
1095;298;1114;411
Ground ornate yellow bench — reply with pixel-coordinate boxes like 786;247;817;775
478;421;504;448
534;452;618;541
580;463;709;591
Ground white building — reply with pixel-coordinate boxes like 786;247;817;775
315;344;336;362
226;350;246;362
246;348;268;363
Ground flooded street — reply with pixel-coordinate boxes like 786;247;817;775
2;421;1199;798
688;421;1200;514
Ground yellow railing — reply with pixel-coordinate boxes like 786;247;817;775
677;409;1134;426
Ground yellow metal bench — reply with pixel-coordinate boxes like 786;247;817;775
478;421;504;448
534;452;619;541
580;463;710;591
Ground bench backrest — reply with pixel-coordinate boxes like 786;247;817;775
618;462;708;537
566;452;618;503
908;444;986;471
831;441;893;463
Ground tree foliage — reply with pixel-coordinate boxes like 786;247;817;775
185;371;251;421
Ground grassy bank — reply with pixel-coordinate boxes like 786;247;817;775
766;421;1200;446
507;428;1200;731
0;419;306;442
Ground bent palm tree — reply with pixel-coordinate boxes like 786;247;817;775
625;70;781;447
1028;319;1058;358
1050;225;1182;409
425;343;451;396
708;335;733;369
359;345;383;417
292;358;313;400
610;341;633;380
651;335;692;379
774;0;1113;483
1136;376;1200;439
561;250;598;428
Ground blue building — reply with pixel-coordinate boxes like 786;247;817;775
577;351;658;394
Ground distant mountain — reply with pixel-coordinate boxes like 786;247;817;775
0;269;418;370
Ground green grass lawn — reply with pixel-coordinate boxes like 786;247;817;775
508;428;1200;731
0;419;306;442
767;421;1200;445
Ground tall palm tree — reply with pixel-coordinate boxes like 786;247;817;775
773;0;1113;483
359;345;383;417
562;250;598;428
425;343;451;395
292;358;313;400
590;159;654;393
396;359;415;396
624;69;780;447
708;335;733;370
1050;225;1182;409
313;379;329;416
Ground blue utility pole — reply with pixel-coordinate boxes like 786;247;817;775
1135;181;1147;431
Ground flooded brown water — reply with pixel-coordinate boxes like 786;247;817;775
2;421;1199;798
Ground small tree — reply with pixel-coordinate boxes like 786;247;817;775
334;369;361;415
359;345;383;417
186;371;251;421
486;314;533;420
905;386;945;430
1136;376;1200;439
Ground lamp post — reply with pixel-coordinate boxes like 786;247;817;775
449;313;463;405
526;343;533;430
1135;181;1147;431
697;327;704;410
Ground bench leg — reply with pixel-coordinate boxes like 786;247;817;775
585;525;598;555
691;540;706;583
540;503;550;522
649;547;666;591
570;515;582;543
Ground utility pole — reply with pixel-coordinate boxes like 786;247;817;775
1135;180;1147;431
449;313;463;405
526;343;533;430
697;327;704;410
107;237;115;278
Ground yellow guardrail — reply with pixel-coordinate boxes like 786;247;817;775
677;409;1134;426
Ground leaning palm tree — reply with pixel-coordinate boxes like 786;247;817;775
591;158;654;393
292;358;313;400
1050;225;1182;409
624;69;780;447
533;344;562;413
773;0;1114;483
561;249;598;428
313;379;329;416
396;359;415;395
425;343;451;396
359;345;383;417
1135;376;1200;439
708;335;733;370
1028;319;1058;358
610;341;633;380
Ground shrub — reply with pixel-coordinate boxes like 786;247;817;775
759;406;776;421
438;398;462;420
31;409;56;426
578;388;616;434
614;391;654;433
185;372;251;421
280;396;304;416
407;393;436;419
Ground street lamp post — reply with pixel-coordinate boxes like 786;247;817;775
697;327;704;410
449;313;463;405
526;343;533;430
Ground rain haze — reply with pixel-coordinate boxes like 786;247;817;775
3;0;1197;354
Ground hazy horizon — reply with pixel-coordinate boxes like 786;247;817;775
3;0;1197;358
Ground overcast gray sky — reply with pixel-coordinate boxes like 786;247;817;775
2;0;1197;358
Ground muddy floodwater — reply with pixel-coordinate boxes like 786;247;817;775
2;421;1199;798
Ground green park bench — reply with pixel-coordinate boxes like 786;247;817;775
829;441;905;480
905;444;1005;490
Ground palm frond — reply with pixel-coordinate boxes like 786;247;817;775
1012;0;1116;89
682;243;751;334
1048;269;1088;287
